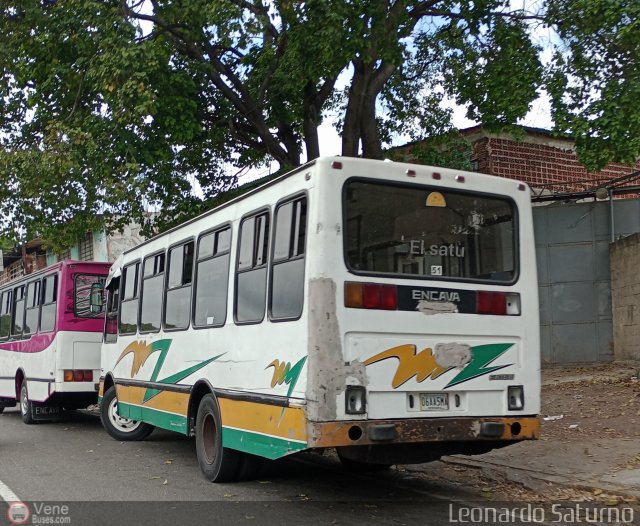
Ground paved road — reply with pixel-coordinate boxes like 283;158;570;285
0;407;503;525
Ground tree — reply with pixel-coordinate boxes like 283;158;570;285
1;1;638;247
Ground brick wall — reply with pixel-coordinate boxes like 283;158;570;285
610;233;640;361
468;130;640;195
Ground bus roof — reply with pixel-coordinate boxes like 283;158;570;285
115;156;528;261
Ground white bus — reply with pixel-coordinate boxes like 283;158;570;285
0;261;110;422
98;157;540;481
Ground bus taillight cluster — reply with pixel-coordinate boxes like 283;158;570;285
63;370;94;382
345;282;521;315
344;282;397;310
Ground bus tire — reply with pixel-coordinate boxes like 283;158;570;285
20;382;36;425
195;394;240;482
0;407;4;414
100;386;154;441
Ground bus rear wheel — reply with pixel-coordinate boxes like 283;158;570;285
195;394;241;482
100;386;154;441
20;382;35;425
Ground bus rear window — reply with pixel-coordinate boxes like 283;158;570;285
75;274;106;318
344;180;516;282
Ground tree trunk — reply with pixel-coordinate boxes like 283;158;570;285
360;91;383;159
303;83;321;161
342;60;395;159
342;60;370;158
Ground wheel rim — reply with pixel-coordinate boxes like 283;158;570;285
20;386;28;416
202;413;217;464
108;396;142;433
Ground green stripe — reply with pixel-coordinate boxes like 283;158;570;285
118;402;188;434
222;426;307;460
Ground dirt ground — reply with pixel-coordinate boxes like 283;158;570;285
409;364;640;505
542;364;640;440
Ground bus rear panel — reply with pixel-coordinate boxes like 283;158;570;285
303;161;540;465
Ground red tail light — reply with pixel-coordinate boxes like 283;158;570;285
363;284;381;309
380;285;398;310
83;370;93;382
73;370;84;382
477;291;507;315
345;282;397;310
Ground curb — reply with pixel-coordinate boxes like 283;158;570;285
435;457;640;500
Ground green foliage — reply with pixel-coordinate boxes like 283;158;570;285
546;0;640;170
387;132;474;171
0;0;638;248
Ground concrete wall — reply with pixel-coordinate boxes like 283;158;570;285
106;223;146;262
610;233;640;361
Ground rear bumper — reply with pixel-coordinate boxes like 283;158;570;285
308;416;539;448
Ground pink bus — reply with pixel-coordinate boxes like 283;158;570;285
0;260;111;423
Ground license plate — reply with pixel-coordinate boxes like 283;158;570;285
420;393;449;411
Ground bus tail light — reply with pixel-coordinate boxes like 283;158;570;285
477;292;521;316
345;282;397;310
508;385;525;410
64;370;94;382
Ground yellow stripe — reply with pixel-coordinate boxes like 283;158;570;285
218;398;307;443
116;385;189;416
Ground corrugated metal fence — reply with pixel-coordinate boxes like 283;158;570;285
534;199;640;364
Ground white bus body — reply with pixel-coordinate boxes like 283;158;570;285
99;157;540;480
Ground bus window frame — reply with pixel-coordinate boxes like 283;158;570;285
234;207;271;326
73;273;107;319
39;273;59;335
341;177;521;286
192;222;232;331
11;284;26;339
163;236;195;333
268;192;308;323
118;259;141;336
104;276;120;343
139;250;166;335
23;279;42;336
0;289;13;341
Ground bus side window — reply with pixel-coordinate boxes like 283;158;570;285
194;227;231;328
164;241;194;330
0;290;12;340
119;263;140;335
24;280;41;336
235;212;269;324
40;274;58;333
270;197;307;320
11;285;25;338
140;253;165;333
105;277;120;343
